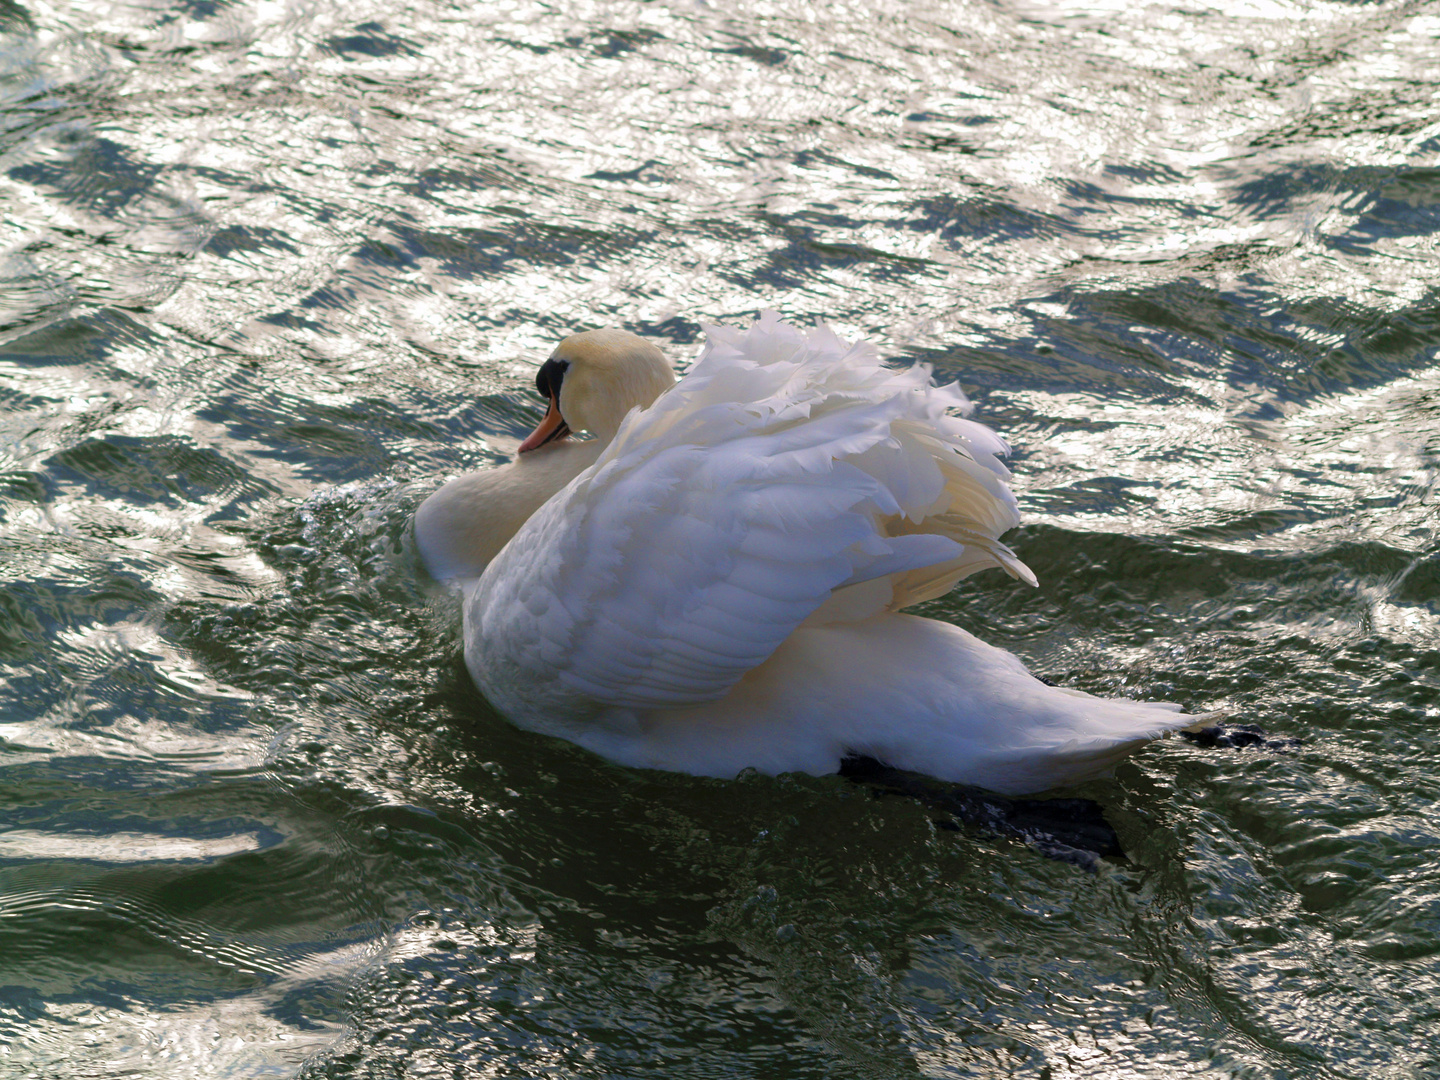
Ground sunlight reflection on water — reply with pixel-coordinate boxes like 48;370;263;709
1;0;1439;1075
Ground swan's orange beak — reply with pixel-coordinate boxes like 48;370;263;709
517;394;571;453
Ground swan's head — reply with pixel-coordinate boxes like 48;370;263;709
518;328;675;453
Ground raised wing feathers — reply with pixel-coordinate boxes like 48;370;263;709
475;313;1034;711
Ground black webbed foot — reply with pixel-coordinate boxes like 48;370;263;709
839;755;1123;871
1180;722;1299;751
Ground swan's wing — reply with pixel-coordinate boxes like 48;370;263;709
473;313;1034;711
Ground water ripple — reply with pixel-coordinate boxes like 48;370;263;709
2;0;1439;1076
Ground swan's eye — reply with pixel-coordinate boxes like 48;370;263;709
536;356;569;401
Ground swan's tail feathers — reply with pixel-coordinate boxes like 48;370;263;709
862;697;1196;797
1181;708;1236;729
978;699;1195;794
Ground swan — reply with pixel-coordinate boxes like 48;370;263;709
416;313;1202;796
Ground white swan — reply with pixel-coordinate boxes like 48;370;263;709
416;314;1200;796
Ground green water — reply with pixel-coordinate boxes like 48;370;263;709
2;0;1438;1075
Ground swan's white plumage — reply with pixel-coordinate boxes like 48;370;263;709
429;313;1200;795
414;439;603;582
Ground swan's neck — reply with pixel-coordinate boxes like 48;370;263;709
415;439;604;582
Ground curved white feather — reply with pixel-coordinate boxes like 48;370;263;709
468;313;1035;717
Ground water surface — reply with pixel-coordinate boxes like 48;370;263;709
2;0;1439;1076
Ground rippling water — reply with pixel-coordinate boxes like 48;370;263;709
2;0;1438;1075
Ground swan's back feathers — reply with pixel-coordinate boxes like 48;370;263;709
470;313;1036;715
